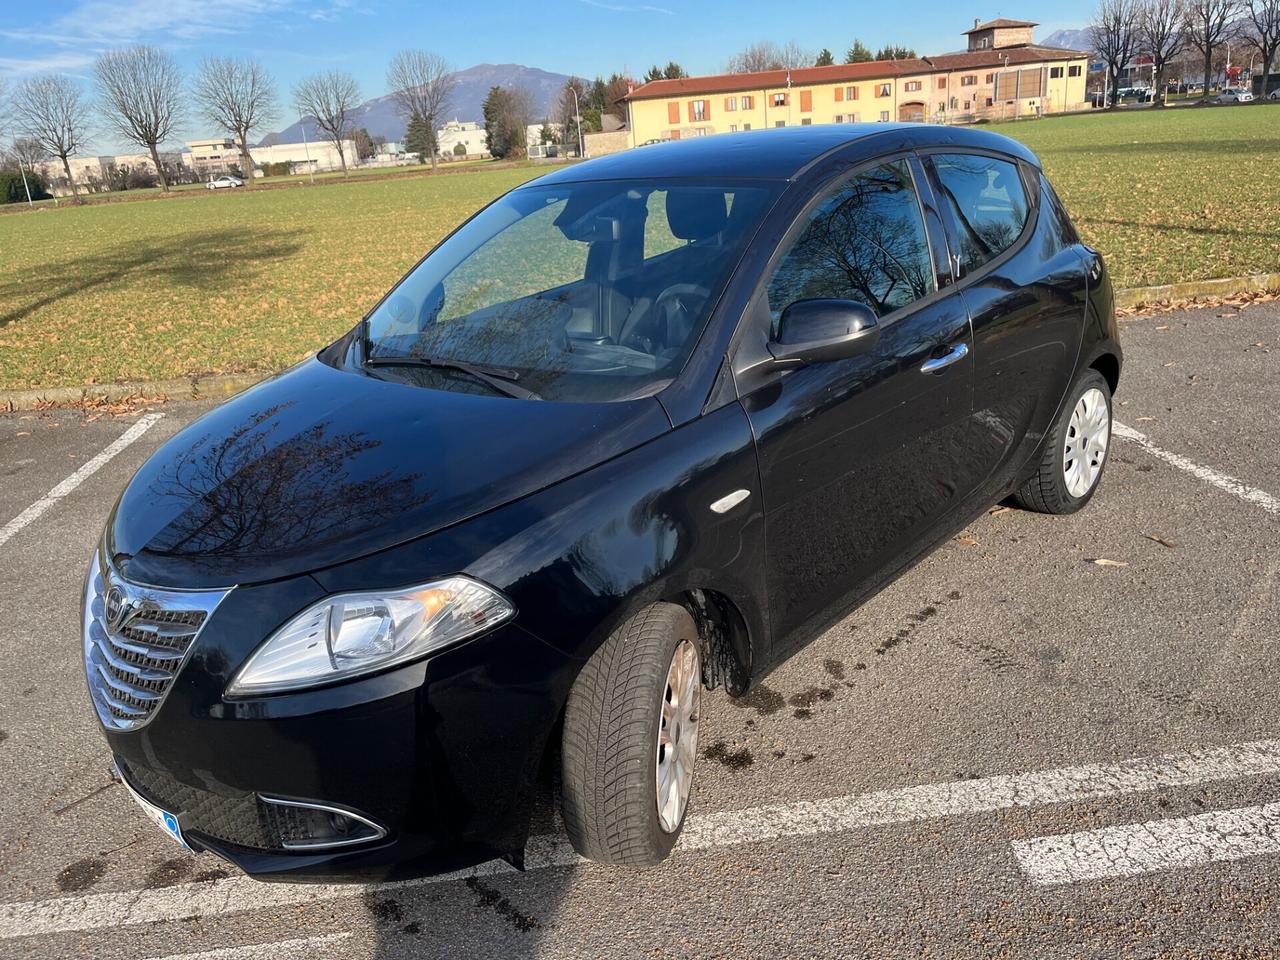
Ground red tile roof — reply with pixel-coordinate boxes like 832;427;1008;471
625;59;932;101
964;17;1038;32
624;46;1087;102
928;45;1084;70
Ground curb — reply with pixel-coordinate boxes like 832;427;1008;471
1;373;267;413
4;272;1279;413
1114;272;1280;310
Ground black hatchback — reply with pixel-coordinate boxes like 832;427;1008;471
86;125;1120;881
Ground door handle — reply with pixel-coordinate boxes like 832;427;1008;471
920;341;969;374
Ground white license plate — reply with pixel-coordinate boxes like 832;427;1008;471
121;777;188;849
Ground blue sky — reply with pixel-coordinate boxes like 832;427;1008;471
2;0;1089;147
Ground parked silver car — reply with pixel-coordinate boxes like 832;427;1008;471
206;175;245;190
1217;88;1255;103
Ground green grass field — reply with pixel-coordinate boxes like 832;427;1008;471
999;105;1280;293
2;105;1277;392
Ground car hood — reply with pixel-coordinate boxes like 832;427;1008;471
109;357;671;589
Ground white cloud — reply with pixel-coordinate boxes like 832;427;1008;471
0;0;374;81
575;0;674;15
0;52;97;76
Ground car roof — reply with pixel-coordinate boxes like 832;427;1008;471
530;124;1041;186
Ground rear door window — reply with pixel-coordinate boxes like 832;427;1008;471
927;153;1030;275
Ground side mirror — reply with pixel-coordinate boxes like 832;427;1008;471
768;299;880;366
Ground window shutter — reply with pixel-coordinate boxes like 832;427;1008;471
667;101;679;124
704;99;711;119
800;90;812;112
688;101;695;122
835;86;843;102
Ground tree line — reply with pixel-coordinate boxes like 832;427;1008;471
0;46;461;202
1090;0;1279;104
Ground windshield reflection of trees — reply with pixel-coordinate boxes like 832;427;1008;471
147;402;430;559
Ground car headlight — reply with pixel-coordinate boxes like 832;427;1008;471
226;576;514;696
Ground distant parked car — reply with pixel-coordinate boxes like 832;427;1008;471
1269;88;1280;100
206;175;244;190
1123;87;1153;102
1218;88;1255;103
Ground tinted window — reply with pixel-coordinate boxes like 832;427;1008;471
929;153;1030;273
767;160;935;332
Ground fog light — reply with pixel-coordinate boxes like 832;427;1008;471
259;796;387;850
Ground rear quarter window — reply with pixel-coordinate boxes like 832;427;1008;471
928;154;1030;274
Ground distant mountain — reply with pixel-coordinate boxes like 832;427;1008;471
264;63;572;145
1041;28;1093;52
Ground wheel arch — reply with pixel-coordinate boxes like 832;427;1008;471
1089;350;1121;396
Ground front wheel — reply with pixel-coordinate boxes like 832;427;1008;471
560;603;702;866
1014;369;1113;514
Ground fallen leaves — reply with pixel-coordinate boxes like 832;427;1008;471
955;535;980;546
1086;558;1129;567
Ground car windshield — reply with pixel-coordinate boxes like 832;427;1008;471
362;178;781;402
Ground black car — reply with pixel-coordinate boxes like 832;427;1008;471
86;125;1120;881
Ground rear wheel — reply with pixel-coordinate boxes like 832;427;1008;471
1014;369;1112;514
560;603;702;866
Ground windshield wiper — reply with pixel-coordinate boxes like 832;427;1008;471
364;355;542;401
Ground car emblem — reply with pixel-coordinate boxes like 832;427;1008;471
104;584;132;631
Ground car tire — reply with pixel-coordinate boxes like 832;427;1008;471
1013;368;1113;514
560;602;702;867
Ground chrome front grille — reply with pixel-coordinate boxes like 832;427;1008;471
83;552;229;730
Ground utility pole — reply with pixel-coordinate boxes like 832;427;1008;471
17;157;33;206
570;85;584;159
300;116;315;184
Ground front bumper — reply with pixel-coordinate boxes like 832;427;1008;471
100;574;582;881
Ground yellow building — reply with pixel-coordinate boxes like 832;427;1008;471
623;18;1089;146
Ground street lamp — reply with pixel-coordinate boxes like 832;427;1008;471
299;115;315;184
570;86;585;159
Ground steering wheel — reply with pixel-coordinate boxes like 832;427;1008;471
641;283;711;353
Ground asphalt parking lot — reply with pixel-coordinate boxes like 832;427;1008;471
1;299;1277;959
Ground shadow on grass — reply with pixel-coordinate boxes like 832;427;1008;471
1075;215;1280;242
0;227;305;329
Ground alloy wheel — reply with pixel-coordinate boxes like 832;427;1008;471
1063;387;1110;498
655;639;700;833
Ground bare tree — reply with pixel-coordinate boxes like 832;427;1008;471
1184;0;1241;97
1243;0;1280;97
193;57;278;188
386;50;455;172
11;75;90;198
779;41;812;70
557;77;588;153
1140;0;1188;103
1091;0;1141;107
724;41;788;73
292;70;360;177
94;45;182;192
8;136;48;168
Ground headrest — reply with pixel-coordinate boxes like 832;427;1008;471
666;189;727;242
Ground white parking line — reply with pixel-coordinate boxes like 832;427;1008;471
1013;802;1280;885
0;413;164;548
142;933;352;960
1114;421;1280;516
3;738;1279;940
